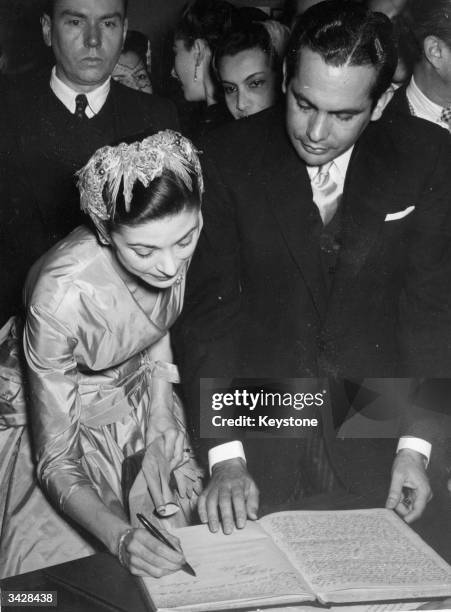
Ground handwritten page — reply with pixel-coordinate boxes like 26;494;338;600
140;522;315;612
260;509;451;604
256;603;428;612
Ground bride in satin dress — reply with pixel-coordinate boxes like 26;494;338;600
0;131;204;579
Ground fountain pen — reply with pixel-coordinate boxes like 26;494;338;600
136;513;197;577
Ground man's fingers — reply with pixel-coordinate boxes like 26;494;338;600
206;487;221;533
197;489;209;524
218;487;235;534
393;501;410;519
385;470;404;509
230;485;247;529
404;486;432;524
199;460;260;534
245;481;260;520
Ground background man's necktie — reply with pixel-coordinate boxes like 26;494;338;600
310;162;341;225
440;106;451;132
75;94;88;119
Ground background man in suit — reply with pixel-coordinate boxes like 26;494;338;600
394;0;451;131
0;0;178;324
174;1;451;533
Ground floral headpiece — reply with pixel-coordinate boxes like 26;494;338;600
77;130;203;243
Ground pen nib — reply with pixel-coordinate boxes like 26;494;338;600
182;562;197;577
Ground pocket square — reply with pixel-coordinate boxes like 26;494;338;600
384;206;415;222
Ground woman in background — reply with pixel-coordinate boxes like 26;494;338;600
112;30;153;94
215;20;289;120
172;0;237;138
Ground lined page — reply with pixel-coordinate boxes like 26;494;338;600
261;509;451;604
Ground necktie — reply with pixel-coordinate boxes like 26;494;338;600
440;106;451;131
310;162;341;225
75;94;88;119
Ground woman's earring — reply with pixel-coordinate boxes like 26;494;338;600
194;65;198;82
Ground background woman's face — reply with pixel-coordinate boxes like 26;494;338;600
219;48;278;119
112;50;152;93
110;208;202;288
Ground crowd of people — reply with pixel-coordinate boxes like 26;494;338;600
0;0;450;588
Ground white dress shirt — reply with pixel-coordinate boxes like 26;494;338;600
406;75;450;132
50;67;111;118
207;148;431;469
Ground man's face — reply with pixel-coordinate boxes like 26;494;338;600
42;0;127;92
285;48;388;166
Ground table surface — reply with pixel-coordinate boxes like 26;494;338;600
1;552;148;612
2;490;451;612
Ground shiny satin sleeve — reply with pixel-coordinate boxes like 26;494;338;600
24;304;95;510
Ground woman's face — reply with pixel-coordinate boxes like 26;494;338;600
112;50;152;94
172;38;204;101
110;208;202;289
219;47;278;119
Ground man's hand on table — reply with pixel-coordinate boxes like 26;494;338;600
385;448;432;523
197;458;259;534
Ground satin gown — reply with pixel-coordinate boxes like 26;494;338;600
0;226;189;578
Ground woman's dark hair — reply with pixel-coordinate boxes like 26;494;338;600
174;0;238;52
215;22;280;75
215;20;290;78
285;0;397;106
122;30;150;67
108;169;201;232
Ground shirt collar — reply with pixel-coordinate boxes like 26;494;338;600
406;75;448;129
306;146;354;187
50;67;111;118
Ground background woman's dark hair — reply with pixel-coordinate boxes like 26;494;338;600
174;0;238;52
107;169;202;232
122;30;151;67
215;21;280;75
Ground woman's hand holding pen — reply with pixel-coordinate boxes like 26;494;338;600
118;525;186;577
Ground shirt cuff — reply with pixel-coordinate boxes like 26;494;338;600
397;436;432;466
208;441;246;474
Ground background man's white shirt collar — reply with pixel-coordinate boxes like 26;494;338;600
50;67;111;118
406;75;449;130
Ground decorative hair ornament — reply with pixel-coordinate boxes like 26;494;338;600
76;130;203;243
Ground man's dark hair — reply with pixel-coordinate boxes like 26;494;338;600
404;0;451;62
285;0;397;104
43;0;129;18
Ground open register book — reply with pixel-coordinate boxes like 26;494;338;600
140;508;451;612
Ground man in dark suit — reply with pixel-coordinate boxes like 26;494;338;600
174;1;451;532
1;0;178;324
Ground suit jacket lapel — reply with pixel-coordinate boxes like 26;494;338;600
261;119;328;319
336;125;402;279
